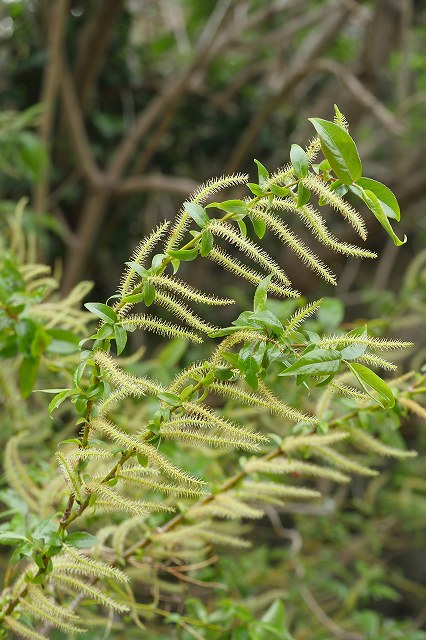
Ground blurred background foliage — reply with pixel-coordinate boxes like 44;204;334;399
0;0;426;637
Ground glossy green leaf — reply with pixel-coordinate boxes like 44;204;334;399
157;391;182;407
143;280;156;306
269;184;290;198
207;199;247;216
297;182;310;206
254;159;269;188
84;302;118;324
167;248;199;261
339;325;368;360
254;275;271;312
290;144;309;178
48;388;75;414
125;261;148;278
346;362;395;409
356;178;400;221
183;202;210;227
239;354;259;390
65;531;97;549
114;324;127;355
200;229;214;256
309;117;362;184
251;216;266;239
247;182;266;196
359;188;406;246
279;349;342;377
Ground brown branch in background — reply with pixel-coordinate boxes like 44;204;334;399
60;66;104;187
72;0;125;112
33;0;69;213
61;1;234;292
225;2;350;173
117;174;197;197
315;59;404;135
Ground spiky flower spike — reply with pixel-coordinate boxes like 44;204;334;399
1;108;418;640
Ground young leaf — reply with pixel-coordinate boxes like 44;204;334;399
297;182;310;206
251;216;266;239
167;248;199;261
346;362;395;408
183;202;210;227
339;325;368;360
269;184;290;198
125;261;148;278
114;325;127;355
356;177;400;221
309;117;362;184
143;280;156;306
207;199;247;215
200;229;214;256
290;144;308;178
157;391;182;407
247;182;266;196
65;531;97;549
254;275;272;312
84;302;118;324
358;188;406;246
279;349;342;377
254;159;269;188
238;353;260;390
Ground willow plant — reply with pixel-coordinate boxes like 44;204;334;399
0;106;424;639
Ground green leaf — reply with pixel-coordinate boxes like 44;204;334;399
167;248;199;261
114;325;127;355
269;184;290;198
46;329;79;354
358;188;406;246
65;531;97;549
84;302;118;324
151;253;167;270
251;216;266;239
346;362;395;409
183;202;210;227
297;182;310;206
95;324;114;340
239;354;259;391
121;292;144;304
279;349;342;377
254;159;269;188
247;182;266;196
0;533;29;545
254;275;271;312
261;600;287;630
19;355;39;398
309;117;362;184
143;280;156;306
290;144;309;178
356;177;400;221
339;325;368;360
200;229;214;256
125;261;148;278
48;388;75;414
157;391;182;407
207;199;247;216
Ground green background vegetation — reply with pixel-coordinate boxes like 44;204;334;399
0;1;425;638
